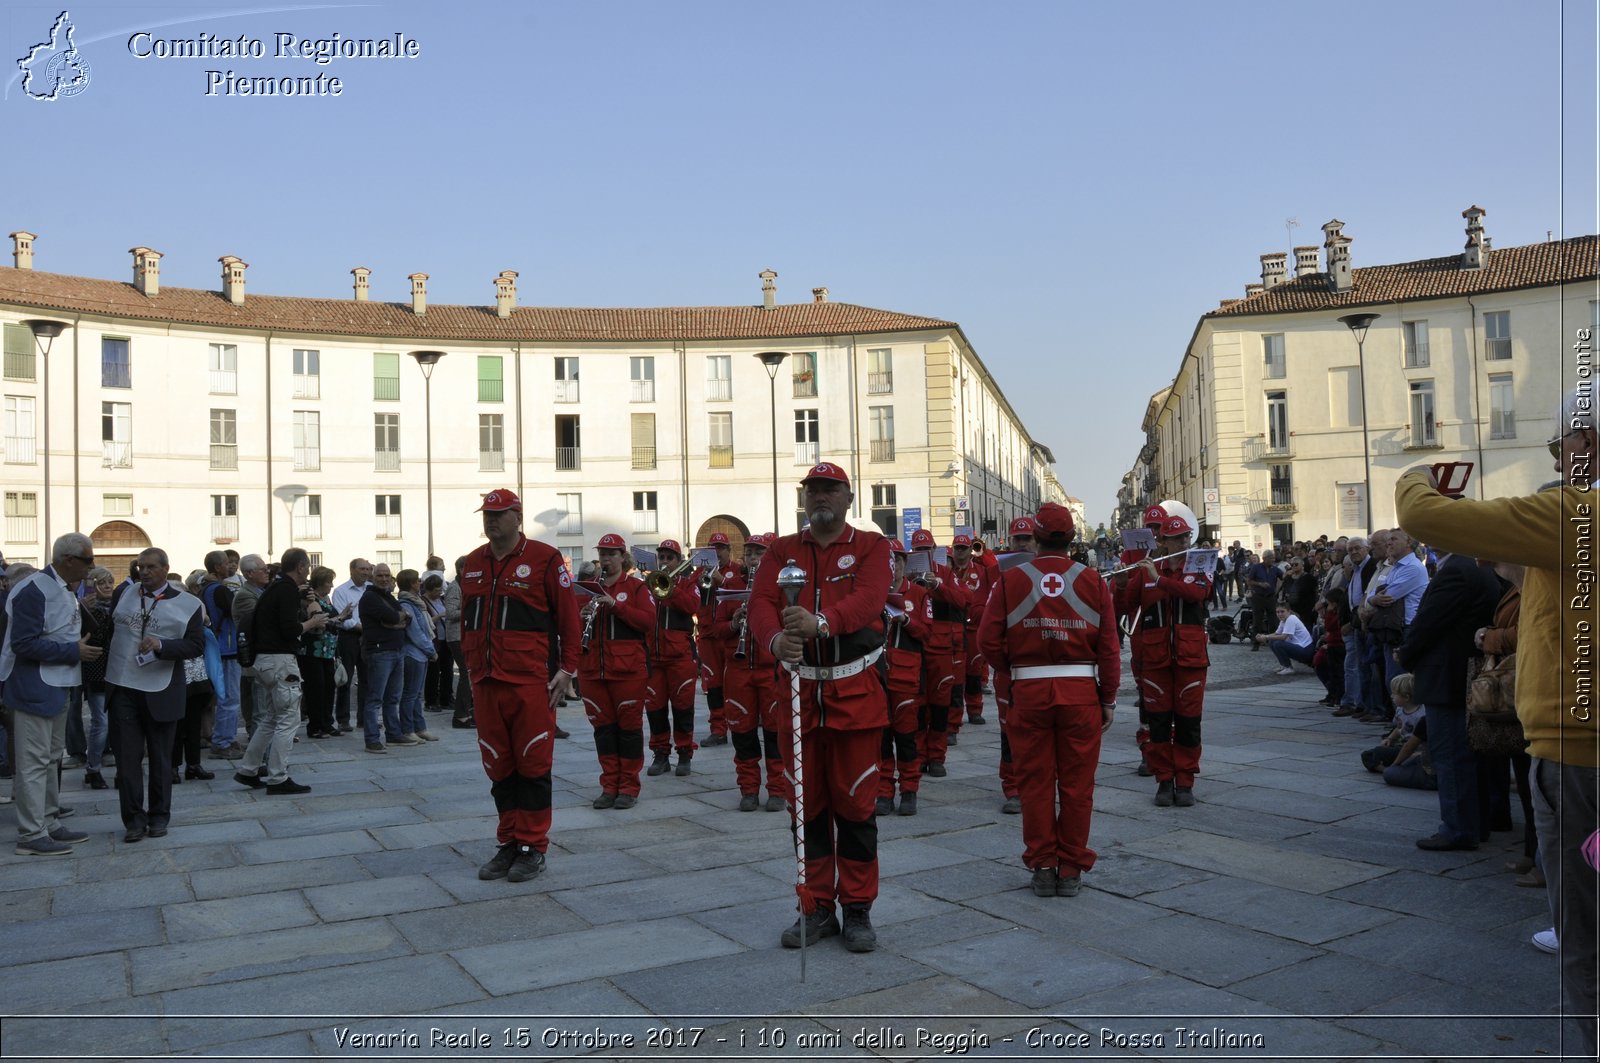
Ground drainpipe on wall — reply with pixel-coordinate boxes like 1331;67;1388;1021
847;335;860;520
678;341;690;540
1466;296;1486;500
514;342;524;499
72;314;81;530
264;331;274;556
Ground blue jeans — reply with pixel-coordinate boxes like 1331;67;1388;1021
1530;758;1600;1057
400;656;428;735
1383;753;1438;790
1425;702;1478;843
85;690;107;770
211;657;242;750
1361;635;1391;715
65;688;86;760
1341;630;1365;708
1270;640;1317;669
363;650;404;745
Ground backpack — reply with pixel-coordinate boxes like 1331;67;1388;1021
201;581;238;657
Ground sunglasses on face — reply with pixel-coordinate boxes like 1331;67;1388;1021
70;554;95;565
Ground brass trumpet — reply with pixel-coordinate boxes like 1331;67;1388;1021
698;568;719;593
971;538;986;556
647;559;694;599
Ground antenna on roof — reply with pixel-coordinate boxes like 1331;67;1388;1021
1285;217;1300;245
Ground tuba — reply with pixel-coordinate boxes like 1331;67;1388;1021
646;559;694;600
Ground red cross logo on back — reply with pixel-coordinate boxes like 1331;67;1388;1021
1040;572;1066;598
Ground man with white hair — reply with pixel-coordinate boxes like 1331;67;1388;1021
0;533;102;855
231;554;270;737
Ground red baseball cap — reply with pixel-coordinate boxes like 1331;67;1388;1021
478;489;522;513
596;533;627;551
708;532;731;546
746;532;775;547
1008;517;1036;537
1035;502;1075;543
658;539;683;556
1142;503;1168;528
910;529;936;549
800;461;850;488
887;538;908;555
951;533;973;548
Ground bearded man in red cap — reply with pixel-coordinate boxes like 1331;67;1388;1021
644;539;702;778
696;531;738;747
979;503;1119;897
750;462;891;953
993;516;1038;815
459;490;582;884
580;533;657;809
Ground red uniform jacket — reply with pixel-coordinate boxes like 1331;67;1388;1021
579;572;656;680
648;575;701;663
884;579;932;690
748;526;892;731
978;554;1121;705
952;560;995;633
1134;557;1212;671
919;559;971;652
711;568;773;669
460;536;581;684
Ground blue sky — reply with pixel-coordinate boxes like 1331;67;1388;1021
6;0;1596;525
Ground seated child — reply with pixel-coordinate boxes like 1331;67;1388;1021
1361;674;1435;790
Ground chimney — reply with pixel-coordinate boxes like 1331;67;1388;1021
1322;219;1352;293
10;231;36;271
812;286;829;304
1219;298;1241;309
351;266;371;301
494;270;517;318
1259;252;1287;289
409;272;428;315
1293;245;1320;277
131;247;162;297
219;255;246;305
1245;283;1265;298
1462;205;1490;270
759;269;778;310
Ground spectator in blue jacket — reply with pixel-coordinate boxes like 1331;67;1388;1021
396;569;439;745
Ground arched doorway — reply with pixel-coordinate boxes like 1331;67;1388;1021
90;520;151;579
694;514;749;553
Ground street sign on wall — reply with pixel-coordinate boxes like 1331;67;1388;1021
902;507;922;544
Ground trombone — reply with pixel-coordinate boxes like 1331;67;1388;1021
646;559;694;599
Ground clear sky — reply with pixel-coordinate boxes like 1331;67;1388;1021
6;0;1596;525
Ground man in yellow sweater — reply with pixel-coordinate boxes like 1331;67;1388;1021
1395;384;1599;1057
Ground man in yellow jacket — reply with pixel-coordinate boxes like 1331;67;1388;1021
1395;384;1598;1057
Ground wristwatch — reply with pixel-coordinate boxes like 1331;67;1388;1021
814;612;831;639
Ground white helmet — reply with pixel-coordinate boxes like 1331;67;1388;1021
1157;499;1198;539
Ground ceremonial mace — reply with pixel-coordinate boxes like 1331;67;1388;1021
775;558;811;981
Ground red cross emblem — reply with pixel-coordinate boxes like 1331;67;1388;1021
1040;572;1066;598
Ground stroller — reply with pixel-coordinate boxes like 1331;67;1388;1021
1207;602;1254;644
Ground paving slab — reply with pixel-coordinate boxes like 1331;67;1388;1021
162;889;319;943
50;870;193;914
233;827;384;864
258;803;427;838
552;865;777;925
1122;830;1386;894
1324;918;1564;1012
1074;912;1324;989
611;943;939;1012
1201;784;1387;824
390;892;590;953
1226;950;1452;1015
905;928;1151;1008
190;854;372;900
0;997;166;1059
1078;850;1218;899
1139;876;1402;945
452;916;743;996
128;916;414;994
0;886;55;923
429;848;661;903
0;906;165;967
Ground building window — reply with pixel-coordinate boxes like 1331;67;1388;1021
376;550;403;568
375;494;402;539
102;401;132;467
293;348;320;399
209;409;238;470
1489;373;1515;439
1485;311;1511;360
102;337;131;389
1408;380;1437;446
630;356;655;403
305;551;323;569
293;411;320;471
479;414;504;471
373;352;400;400
3;395;36;464
293;494;322;540
706;355;731;401
869;406;895;462
556;493;582;535
374;413;400;471
1269;464;1293;506
554;356;579;402
211;494;239;541
103;493;133;517
1402;321;1429;368
4;491;38;544
792;352;817;398
870;483;897;538
794;408;819;464
632;412;657;469
1265;391;1288;454
1329;367;1362;428
478;356;504;402
795;487;808;532
3;324;35;382
867;348;893;394
1336;482;1367;530
708;411;733;468
556;415;581;470
633;490;658;535
1269;521;1295;547
1263;334;1285;379
209;343;238;394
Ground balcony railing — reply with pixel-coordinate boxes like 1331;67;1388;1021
377;516;402;539
293;447;320;472
209;444;238;471
633;446;657;470
4;436;36;464
1249;488;1297;514
375;447;400;472
632;510;659;535
705;378;731;402
209;371;237;395
631;380;655;403
102;441;132;468
5;515;37;543
867;372;893;395
479;380;504;402
374;376;400;401
210;515;239;541
102;363;131;389
1245;438;1294;462
870;439;895;462
792;376;816;399
1403;427;1442;450
556;447;581;471
708;445;733;468
554;379;579;403
293;374;320;399
292;515;323;540
480;449;505;473
4;351;36;381
794;441;819;465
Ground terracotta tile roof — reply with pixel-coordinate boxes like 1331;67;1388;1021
0;267;957;342
1209;234;1598;317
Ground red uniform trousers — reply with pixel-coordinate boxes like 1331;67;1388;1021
474;678;556;851
1007;677;1102;873
917;638;963;765
958;626;987;725
646;654;699;757
700;639;728;738
877;647;923;798
723;663;786;799
780;723;882;907
583;674;648;797
1140;662;1205;788
994;672;1019;800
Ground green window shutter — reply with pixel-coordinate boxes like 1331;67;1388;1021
478;356;504;402
374;352;400;400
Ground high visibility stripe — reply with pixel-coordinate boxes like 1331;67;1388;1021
1006;561;1098;629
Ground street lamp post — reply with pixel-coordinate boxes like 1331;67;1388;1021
408;351;447;556
21;319;68;547
1338;313;1380;532
756;352;789;533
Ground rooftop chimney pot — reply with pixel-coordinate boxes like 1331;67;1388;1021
812;286;829;304
1462;205;1490;270
409;272;428;316
10;231;36;271
351;266;371;302
219;255;246;306
494;270;518;318
131;246;162;297
1259;251;1288;289
759;269;778;310
1293;245;1320;277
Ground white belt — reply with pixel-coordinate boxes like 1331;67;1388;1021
1011;663;1096;680
789;647;883;681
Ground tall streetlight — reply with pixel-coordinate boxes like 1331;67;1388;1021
408;350;446;555
21;319;68;547
1337;313;1380;532
755;351;789;532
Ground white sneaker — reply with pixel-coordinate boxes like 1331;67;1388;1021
1275;667;1295;676
1533;928;1559;954
0;789;11;805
